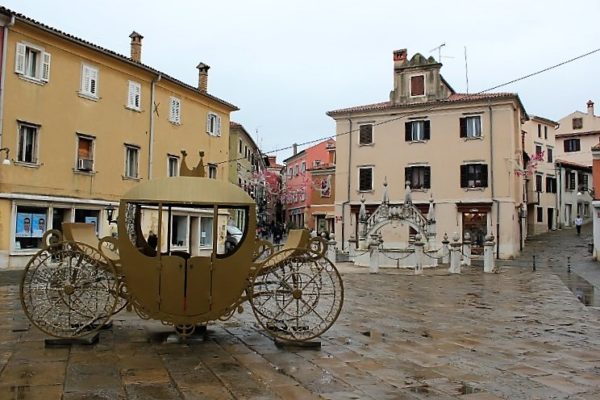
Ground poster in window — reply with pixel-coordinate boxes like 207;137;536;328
31;214;47;238
16;213;33;237
85;216;98;232
320;176;331;198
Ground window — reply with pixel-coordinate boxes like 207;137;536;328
405;166;431;189
405;120;430;141
359;124;373;145
535;174;543;192
566;170;576;191
18;123;39;164
15;43;50;82
572;118;583;129
168;156;179;177
80;64;99;98
564;139;581;152
239;139;243;154
76;135;94;171
535;145;543;156
294;165;299;176
313;160;321;167
208;164;217;179
460;164;488;188
301;162;306;173
125;145;139;179
200;217;213;246
547;147;553;163
127;81;141;110
287;167;293;177
207;112;221;136
14;206;48;251
169;97;181;124
537;207;543;223
171;215;187;247
578;172;588;191
410;75;425;96
544;126;548;139
537;124;541;138
546;176;557;193
358;167;373;191
460;116;482;138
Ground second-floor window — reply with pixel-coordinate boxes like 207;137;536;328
169;97;181;124
460;164;488;188
564;139;581;152
460;116;481;138
405;120;430;142
81;64;99;98
15;43;50;82
125;145;139;179
547;147;553;162
535;145;543;156
359;124;373;145
18;122;39;164
405;166;431;189
566;170;576;191
127;81;141;110
546;176;557;193
239;139;243;154
358;167;373;191
301;162;306;173
207;113;221;136
76;134;94;172
535;174;543;192
208;164;217;179
168;155;179;177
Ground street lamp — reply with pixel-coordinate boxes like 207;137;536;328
105;204;117;224
0;148;11;165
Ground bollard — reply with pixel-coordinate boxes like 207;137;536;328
449;232;462;274
414;234;424;275
532;255;536;272
567;256;571;273
442;233;450;264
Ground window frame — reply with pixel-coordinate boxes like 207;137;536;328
572;117;583;129
127;80;141;111
358;166;374;192
405;165;431;190
536;207;543;223
459;116;482;139
169;96;181;124
547;147;553;163
409;74;425;97
359;124;374;145
15;42;50;83
535;173;543;192
564;138;581;153
17;122;40;165
124;144;140;179
76;133;95;172
80;63;99;99
460;163;488;189
207;112;221;136
167;155;179;177
405;120;431;142
208;164;217;179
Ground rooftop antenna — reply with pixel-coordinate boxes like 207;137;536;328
464;46;470;94
429;42;454;63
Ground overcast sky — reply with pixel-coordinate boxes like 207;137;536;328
6;0;600;161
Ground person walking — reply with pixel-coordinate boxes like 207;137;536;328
575;214;583;236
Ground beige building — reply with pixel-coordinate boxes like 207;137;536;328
555;100;600;167
0;8;237;267
327;49;528;259
522;116;559;235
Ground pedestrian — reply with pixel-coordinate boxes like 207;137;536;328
575;214;583;236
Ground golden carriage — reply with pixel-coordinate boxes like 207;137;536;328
19;175;344;342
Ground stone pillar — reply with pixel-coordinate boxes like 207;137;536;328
327;234;337;262
484;234;496;273
414;234;424;275
462;232;471;267
441;233;449;264
449;232;462;274
369;235;380;274
348;236;356;262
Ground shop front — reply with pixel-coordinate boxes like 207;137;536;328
457;203;492;255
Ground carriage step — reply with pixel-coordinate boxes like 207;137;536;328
44;332;99;347
274;338;321;349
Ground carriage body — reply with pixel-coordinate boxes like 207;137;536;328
20;176;343;342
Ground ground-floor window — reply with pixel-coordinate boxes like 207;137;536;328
462;211;487;254
14;206;48;250
536;207;543;223
200;217;213;247
74;209;99;233
171;215;188;247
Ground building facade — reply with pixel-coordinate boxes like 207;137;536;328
555;160;592;228
555;100;600;167
522;116;559;235
0;8;237;267
328;49;527;258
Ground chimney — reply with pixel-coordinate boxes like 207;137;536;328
393;48;408;68
588;100;595;116
292;143;298;155
196;63;210;93
129;31;143;62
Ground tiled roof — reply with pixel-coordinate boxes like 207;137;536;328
555;130;600;138
529;115;558;126
0;6;238;111
326;92;525;117
555;159;592;170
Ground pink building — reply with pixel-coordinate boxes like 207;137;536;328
283;139;335;230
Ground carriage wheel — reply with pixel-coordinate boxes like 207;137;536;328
250;251;343;342
20;241;119;339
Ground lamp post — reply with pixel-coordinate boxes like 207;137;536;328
105;204;117;224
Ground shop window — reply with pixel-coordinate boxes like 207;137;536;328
171;215;188;247
200;217;213;247
74;209;99;233
14;206;48;250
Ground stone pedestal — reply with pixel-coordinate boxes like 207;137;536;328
449;232;462;274
462;233;471;267
414;235;424;275
327;235;337;262
369;235;380;274
484;234;496;273
442;233;449;264
348;237;356;261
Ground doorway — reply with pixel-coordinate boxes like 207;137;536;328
547;208;554;231
462;212;487;254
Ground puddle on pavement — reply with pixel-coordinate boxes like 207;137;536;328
556;272;600;307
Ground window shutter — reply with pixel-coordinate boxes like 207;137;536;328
206;114;212;133
134;83;141;108
405;167;410;185
41;52;51;82
128;82;135;107
90;68;98;95
481;164;488;187
459;118;467;138
460;165;467;188
15;43;26;74
82;66;90;93
405;122;411;141
169;98;175;121
424;167;431;188
216;115;221;136
424;121;431;140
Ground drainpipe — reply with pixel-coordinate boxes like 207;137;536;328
341;116;352;250
0;14;15;149
488;102;499;259
556;164;562;228
148;73;162;179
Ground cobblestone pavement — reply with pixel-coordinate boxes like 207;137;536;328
1;226;600;399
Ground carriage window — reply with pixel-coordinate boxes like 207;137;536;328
217;206;249;256
171;215;187;247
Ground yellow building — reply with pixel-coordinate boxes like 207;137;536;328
0;8;238;267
